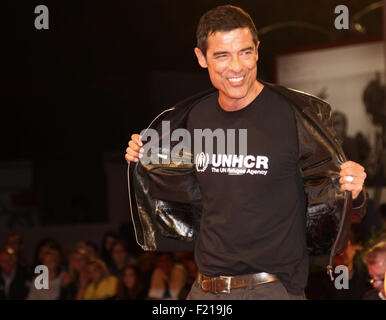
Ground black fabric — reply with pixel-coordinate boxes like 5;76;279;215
363;288;383;300
0;264;31;300
305;268;372;300
187;85;309;295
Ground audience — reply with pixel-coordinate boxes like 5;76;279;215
27;248;63;300
33;237;63;267
11;227;380;300
147;253;187;300
115;266;146;300
0;247;31;300
100;231;119;269
136;252;156;297
362;239;386;300
5;233;27;267
108;240;137;276
77;257;117;300
60;245;90;300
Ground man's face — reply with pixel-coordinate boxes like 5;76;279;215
194;27;260;109
367;253;386;297
0;252;17;275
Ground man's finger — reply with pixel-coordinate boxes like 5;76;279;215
125;153;139;163
126;147;141;159
339;168;366;180
131;134;143;147
340;182;363;193
340;161;364;171
128;140;143;153
339;176;365;185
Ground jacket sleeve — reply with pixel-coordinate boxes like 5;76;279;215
318;102;368;221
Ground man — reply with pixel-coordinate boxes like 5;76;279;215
125;5;367;299
0;247;31;300
362;241;386;300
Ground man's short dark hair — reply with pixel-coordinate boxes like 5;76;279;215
196;5;259;55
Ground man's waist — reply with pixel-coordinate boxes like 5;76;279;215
196;271;279;294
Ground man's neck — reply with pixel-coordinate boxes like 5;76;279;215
218;81;264;112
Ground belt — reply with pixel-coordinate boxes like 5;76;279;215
197;272;279;294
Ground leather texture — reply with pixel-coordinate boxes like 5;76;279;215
127;82;367;264
198;272;279;294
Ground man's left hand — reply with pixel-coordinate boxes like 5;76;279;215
339;161;366;199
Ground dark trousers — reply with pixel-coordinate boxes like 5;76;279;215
186;280;306;300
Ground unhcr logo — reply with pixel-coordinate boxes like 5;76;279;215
195;152;209;172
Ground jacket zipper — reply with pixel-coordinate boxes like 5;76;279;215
301;157;332;172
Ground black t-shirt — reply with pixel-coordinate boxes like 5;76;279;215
187;84;309;295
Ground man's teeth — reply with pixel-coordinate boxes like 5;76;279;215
228;77;244;82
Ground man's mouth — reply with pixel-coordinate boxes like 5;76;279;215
228;76;245;83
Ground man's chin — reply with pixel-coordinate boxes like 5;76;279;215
221;88;248;100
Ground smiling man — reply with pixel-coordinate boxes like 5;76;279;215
194;27;263;111
125;5;367;300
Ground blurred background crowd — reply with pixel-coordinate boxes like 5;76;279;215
0;229;198;300
0;211;385;300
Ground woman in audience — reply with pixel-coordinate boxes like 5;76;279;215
116;266;146;300
108;240;137;276
60;245;89;300
27;248;63;300
77;257;117;300
100;231;119;268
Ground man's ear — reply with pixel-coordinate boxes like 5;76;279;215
194;47;208;68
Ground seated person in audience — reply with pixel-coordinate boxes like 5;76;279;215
136;252;156;297
27;248;63;300
33;237;63;267
147;253;187;300
77;257;117;300
60;245;89;300
108;240;137;276
115;266;146;300
362;240;386;300
0;247;31;300
100;231;119;268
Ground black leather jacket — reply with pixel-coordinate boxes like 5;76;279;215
128;81;367;272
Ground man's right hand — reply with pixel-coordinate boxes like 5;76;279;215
125;134;144;163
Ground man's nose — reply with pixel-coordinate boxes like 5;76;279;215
229;56;242;73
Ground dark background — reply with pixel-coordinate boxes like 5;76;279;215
1;0;382;225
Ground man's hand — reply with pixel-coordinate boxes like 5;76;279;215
125;134;143;163
339;161;366;199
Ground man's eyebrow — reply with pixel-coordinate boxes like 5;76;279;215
240;46;254;52
212;51;228;57
212;47;254;57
